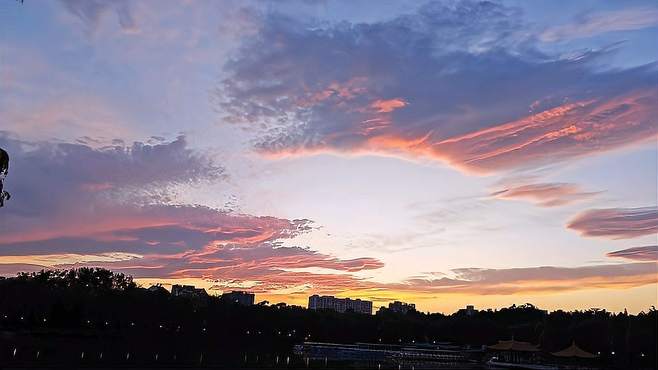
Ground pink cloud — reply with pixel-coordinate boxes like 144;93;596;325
3;245;654;297
432;92;657;173
398;262;658;295
606;246;658;262
491;182;599;207
567;206;658;239
0;134;385;291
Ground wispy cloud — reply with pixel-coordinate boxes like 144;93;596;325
606;245;658;262
401;262;657;295
567;206;658;239
491;182;599;207
541;7;658;42
236;261;658;297
136;259;657;298
59;0;139;34
0;252;141;267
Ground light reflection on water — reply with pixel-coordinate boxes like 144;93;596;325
238;353;487;369
3;349;489;369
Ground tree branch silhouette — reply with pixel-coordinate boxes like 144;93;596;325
0;147;10;207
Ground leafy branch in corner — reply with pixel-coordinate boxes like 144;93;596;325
0;147;9;207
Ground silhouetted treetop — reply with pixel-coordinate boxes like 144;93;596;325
16;267;136;291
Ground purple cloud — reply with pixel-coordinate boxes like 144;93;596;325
567;207;658;239
606;246;658;262
0;134;384;291
218;1;658;174
0;134;224;242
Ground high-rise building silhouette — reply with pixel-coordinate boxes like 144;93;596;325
308;295;372;315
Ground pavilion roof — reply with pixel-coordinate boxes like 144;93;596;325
488;340;540;352
551;341;597;358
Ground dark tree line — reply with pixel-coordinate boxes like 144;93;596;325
0;147;9;207
0;268;655;368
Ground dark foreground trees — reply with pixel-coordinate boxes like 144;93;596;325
0;147;9;207
0;268;655;368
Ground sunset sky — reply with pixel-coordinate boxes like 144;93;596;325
0;0;656;314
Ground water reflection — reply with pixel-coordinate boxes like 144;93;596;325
240;351;484;369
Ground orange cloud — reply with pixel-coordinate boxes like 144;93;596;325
172;261;658;304
431;91;658;173
370;98;407;113
6;244;654;308
297;77;368;107
249;90;658;174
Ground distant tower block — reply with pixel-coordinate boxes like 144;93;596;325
308;295;372;315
